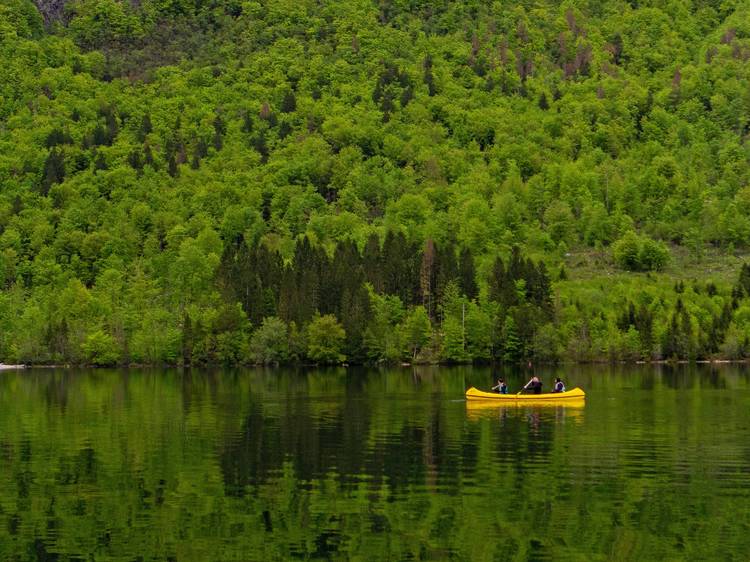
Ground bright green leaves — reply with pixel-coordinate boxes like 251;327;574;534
67;0;147;48
169;230;222;305
0;0;42;40
0;0;749;366
81;329;120;365
307;314;346;364
400;306;431;361
612;231;670;272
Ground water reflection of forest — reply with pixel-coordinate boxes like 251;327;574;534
1;366;750;561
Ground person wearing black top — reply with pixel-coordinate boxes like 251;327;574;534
522;376;543;394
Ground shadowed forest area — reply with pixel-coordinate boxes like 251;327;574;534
2;1;750;364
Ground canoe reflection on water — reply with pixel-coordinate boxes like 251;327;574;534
465;397;585;422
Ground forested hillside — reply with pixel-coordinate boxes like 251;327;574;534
1;0;750;365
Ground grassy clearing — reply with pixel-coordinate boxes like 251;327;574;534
562;245;748;288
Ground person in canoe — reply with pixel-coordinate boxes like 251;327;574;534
522;375;542;394
491;378;508;394
551;377;566;393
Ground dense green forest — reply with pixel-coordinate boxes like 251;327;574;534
1;0;750;365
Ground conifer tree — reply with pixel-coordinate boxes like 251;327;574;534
138;113;153;142
128;150;143;172
213;114;226;150
241;111;253;134
281;90;296;113
94;152;107;172
167;152;178;177
340;283;372;362
363;234;383;293
420;239;436;318
41;149;65;195
488;257;506;304
458;247;477;300
143;145;155;168
434;242;458;316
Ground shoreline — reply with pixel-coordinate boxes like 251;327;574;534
4;358;750;369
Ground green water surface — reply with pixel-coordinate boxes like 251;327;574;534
0;366;748;561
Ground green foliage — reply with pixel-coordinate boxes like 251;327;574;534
81;329;120;365
464;302;492;360
613;231;670;271
440;315;469;363
532;323;561;363
501;316;522;362
1;0;750;364
306;314;346;364
401;306;432;361
612;232;642;271
366;289;405;363
250;316;289;364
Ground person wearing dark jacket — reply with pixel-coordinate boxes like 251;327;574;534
522;376;543;394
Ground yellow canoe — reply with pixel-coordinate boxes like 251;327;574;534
465;386;585;402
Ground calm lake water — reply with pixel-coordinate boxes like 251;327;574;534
1;365;749;561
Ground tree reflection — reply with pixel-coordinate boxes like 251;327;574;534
0;366;749;560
